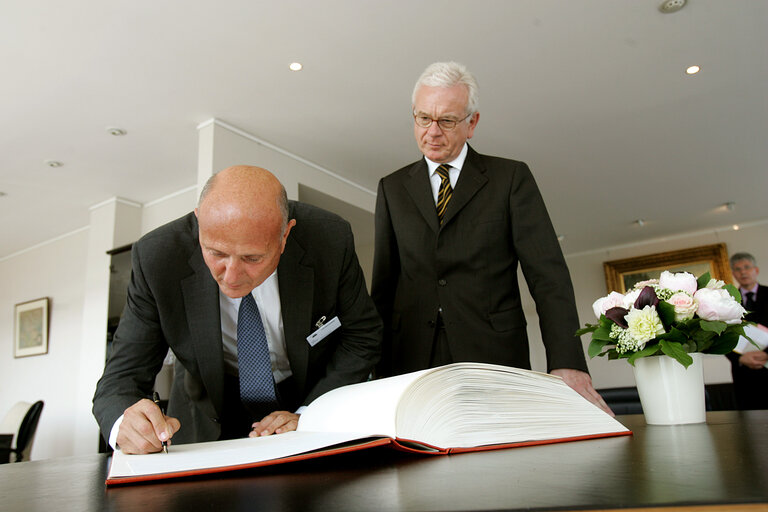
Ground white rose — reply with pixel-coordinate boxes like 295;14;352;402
622;289;641;309
659;270;698;295
693;288;747;325
705;278;725;289
625;305;665;344
666;292;698;322
592;291;626;319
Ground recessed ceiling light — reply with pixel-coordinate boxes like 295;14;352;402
733;225;740;231
289;62;303;71
686;65;700;75
659;0;686;14
44;160;63;168
557;234;566;242
107;127;127;136
635;219;646;227
724;201;735;211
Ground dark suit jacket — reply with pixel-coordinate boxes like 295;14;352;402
727;283;768;410
371;145;587;377
93;202;382;444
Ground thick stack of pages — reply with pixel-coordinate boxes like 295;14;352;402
106;362;631;485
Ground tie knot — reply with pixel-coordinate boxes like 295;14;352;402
436;164;451;180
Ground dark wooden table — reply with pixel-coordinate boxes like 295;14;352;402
2;411;767;512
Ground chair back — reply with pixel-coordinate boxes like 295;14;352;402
0;400;44;462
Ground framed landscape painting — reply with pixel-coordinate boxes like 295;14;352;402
14;297;50;358
603;243;731;293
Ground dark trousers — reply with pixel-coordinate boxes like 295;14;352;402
429;313;453;367
220;373;301;440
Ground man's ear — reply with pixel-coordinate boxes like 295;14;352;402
280;219;297;254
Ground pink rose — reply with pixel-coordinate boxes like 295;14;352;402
592;291;626;319
693;288;746;324
659;271;698;295
666;292;698;322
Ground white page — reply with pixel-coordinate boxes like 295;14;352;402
108;430;369;479
734;324;768;368
297;368;433;435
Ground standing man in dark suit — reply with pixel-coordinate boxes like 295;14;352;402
93;166;382;454
372;61;610;414
727;252;768;409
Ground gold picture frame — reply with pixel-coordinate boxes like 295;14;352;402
603;243;731;293
14;297;50;358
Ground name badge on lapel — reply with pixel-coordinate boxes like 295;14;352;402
306;316;341;347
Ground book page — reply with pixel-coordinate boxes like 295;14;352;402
297;368;433;436
395;362;629;449
108;430;372;480
734;324;768;368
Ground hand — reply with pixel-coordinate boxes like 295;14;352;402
117;398;181;454
551;368;614;417
249;411;300;437
739;351;768;370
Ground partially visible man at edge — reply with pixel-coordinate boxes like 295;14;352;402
93;165;382;454
727;252;768;410
371;61;611;415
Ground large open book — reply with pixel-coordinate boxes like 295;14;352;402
106;362;631;485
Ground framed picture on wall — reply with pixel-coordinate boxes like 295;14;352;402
14;297;50;358
603;243;731;293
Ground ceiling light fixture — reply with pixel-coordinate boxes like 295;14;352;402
107;127;127;136
635;219;646;227
733;225;740;231
686;65;700;75
44;160;63;168
289;62;303;71
659;0;686;14
724;201;736;211
557;234;566;242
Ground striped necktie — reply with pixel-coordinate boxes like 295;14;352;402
436;164;452;224
237;293;278;413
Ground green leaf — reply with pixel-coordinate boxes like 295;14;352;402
588;339;611;358
707;331;740;354
697;272;711;289
724;284;741;302
575;323;598;336
657;300;676;327
658;326;688;344
659;339;693;368
700;320;727;335
626;344;662;365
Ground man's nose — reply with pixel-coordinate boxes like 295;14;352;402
426;121;444;136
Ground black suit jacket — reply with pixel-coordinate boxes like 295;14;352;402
371;145;587;377
727;283;768;410
93;202;382;444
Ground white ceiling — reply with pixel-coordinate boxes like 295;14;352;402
2;0;766;259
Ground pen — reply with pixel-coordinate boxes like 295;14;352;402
152;391;169;454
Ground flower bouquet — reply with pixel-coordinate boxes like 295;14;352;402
577;270;754;368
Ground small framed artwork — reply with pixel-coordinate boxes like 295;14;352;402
603;243;731;293
14;297;50;358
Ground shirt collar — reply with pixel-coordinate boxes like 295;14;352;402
425;143;469;176
740;284;759;297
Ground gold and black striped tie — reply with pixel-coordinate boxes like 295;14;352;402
436;164;452;224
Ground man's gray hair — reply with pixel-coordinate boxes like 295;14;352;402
412;61;479;116
730;252;757;268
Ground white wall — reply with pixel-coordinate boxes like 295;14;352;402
0;228;89;460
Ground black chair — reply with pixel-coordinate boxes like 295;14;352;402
0;400;44;463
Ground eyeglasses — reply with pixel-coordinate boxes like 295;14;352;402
413;112;472;131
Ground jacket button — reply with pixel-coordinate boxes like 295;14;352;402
438;279;447;286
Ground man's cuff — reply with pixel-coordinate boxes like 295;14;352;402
109;414;124;450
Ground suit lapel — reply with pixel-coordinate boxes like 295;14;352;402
181;236;225;417
404;159;441;233
277;236;314;393
440;146;488;227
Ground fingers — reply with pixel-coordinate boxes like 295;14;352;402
551;368;615;417
249;411;300;437
740;351;768;370
117;398;180;454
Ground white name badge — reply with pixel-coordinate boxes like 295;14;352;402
306;316;341;346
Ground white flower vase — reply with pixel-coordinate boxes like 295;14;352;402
632;352;706;425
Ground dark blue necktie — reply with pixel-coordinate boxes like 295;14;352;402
237;294;278;412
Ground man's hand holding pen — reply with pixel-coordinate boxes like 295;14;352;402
116;396;180;455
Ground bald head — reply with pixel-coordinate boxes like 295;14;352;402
195;166;296;298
